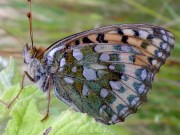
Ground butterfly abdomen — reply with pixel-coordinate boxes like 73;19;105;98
28;60;49;92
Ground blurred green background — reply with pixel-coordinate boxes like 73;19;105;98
0;0;179;135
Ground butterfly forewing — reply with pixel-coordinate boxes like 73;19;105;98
46;24;174;124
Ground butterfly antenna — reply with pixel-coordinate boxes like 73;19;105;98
27;0;34;48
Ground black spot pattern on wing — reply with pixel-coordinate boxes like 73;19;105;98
133;30;139;37
118;29;124;35
96;34;108;43
121;36;128;43
82;37;94;43
75;40;80;45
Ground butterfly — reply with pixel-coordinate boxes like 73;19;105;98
0;0;175;125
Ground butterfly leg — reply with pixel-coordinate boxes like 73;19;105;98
41;75;52;121
24;71;35;82
0;71;35;108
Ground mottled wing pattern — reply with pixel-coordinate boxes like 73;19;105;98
46;24;175;124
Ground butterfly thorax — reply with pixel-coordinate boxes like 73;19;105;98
23;44;58;92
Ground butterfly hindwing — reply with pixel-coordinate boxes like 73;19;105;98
47;24;175;124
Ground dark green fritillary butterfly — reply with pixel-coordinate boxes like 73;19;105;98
1;0;175;124
42;24;174;124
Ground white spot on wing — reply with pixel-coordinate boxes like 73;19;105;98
60;58;66;67
73;49;83;61
99;105;106;114
109;81;121;90
82;84;89;96
141;69;147;80
100;88;109;98
99;53;110;61
72;66;77;72
152;60;157;65
109;65;115;70
168;37;175;45
157;51;162;57
64;77;74;84
122;29;134;35
94;45;103;52
163;35;167;41
160;29;166;34
121;45;130;52
110;114;118;123
139;30;149;39
138;84;146;93
130;97;140;107
119;107;128;115
121;75;127;81
162;43;167;49
83;67;97;80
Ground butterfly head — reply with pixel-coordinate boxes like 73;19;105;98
23;44;44;64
